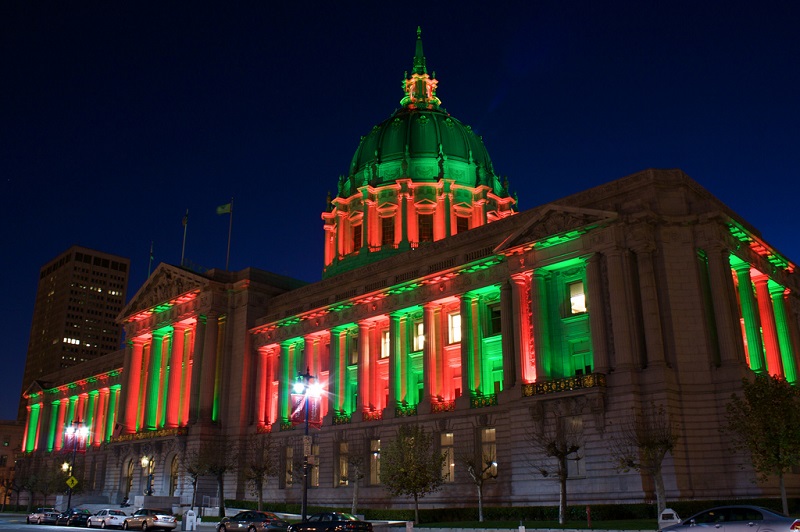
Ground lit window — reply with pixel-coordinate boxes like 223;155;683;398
418;214;434;242
569;281;587;314
338;442;349;486
380;330;390;359
441;433;454;482
370;439;381;485
349;332;359;365
413;320;425;351
456;216;469;234
448;312;461;344
481;428;497;477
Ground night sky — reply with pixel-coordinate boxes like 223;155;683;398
2;2;799;421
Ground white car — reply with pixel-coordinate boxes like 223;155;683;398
88;509;129;529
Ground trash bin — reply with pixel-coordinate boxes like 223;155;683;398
659;509;681;529
182;510;197;531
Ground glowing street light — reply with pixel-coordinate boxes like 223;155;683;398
63;421;89;510
293;368;321;522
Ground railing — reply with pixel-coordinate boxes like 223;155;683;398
522;372;607;397
470;394;498;409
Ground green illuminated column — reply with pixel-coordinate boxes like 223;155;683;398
753;275;783;376
26;404;41;452
706;247;746;364
459;294;477;397
278;340;301;423
146;329;167;430
357;322;370;413
387;313;402;414
770;281;798;383
166;324;187;428
586;254;609;373
510;272;533;384
732;260;766;373
47;401;59;452
421;303;437;406
197;314;219;424
500;281;514;391
159;328;173;427
66;396;77;427
188;315;207;424
531;270;552;381
54;399;67;450
106;386;120;443
329;328;345;414
212;317;225;422
86;391;97;444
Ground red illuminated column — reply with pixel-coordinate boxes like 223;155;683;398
753;274;783;377
771;286;799;384
86;391;97;445
421;303;438;406
166;323;187;428
357;322;371;413
323;216;336;266
54;399;68;450
255;346;269;427
473;198;487;228
76;393;87;424
586;253;609;373
365;192;379;250
122;337;146;434
21;406;30;452
336;210;348;259
267;348;279;426
106;387;120;442
182;322;198;426
387;314;401;413
93;389;109;445
705;246;747;365
459;294;479;399
510;272;534;384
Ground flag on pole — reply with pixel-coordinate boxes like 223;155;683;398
216;202;232;215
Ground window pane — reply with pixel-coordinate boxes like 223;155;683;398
570;281;586;314
448;313;461;344
419;214;434;242
413;321;425;351
380;330;390;358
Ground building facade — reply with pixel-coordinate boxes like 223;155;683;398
19;33;800;512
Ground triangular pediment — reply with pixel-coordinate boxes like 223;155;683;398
119;263;209;321
495;204;618;252
23;380;48;400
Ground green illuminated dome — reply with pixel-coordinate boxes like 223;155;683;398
322;28;516;278
339;28;506;198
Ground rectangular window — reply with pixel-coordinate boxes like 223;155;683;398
338;442;349;486
441;433;455;482
0;455;6;467
311;443;320;487
418;214;434;242
352;224;362;252
487;304;502;336
413;320;425;352
370;439;381;485
448;312;461;344
569;281;587;314
349;332;359;365
284;446;294;487
381;216;394;246
564;416;586;478
481;428;497;478
380;329;390;359
456;216;469;234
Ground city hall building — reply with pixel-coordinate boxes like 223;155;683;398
20;31;800;511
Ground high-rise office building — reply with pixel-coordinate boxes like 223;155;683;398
19;246;129;418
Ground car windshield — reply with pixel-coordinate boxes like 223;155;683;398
337;514;358;521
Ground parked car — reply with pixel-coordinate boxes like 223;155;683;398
661;506;800;532
122;509;177;531
287;513;372;532
27;507;60;525
88;509;129;529
218;511;289;532
56;508;92;527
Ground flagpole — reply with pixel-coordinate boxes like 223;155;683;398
181;209;189;267
225;198;234;271
148;241;154;277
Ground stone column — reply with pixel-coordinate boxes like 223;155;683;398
605;249;638;370
357;322;371;414
106;387;119;442
47;402;59;452
459;294;477;402
753;274;783;376
166;323;187;428
93;389;109;445
55;399;68;450
770;284;799;383
706;246;746;365
500;280;516;390
530;270;551;381
255;346;269;427
733;263;766;372
385;313;402;416
145;328;169;430
510;272;534;384
422;303;438;406
586;253;609;373
635;246;666;367
188;316;206;424
197;314;220;424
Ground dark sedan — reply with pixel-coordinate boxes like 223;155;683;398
55;508;92;527
217;511;289;532
287;513;372;532
661;506;800;532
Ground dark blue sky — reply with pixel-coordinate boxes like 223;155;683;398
2;2;799;421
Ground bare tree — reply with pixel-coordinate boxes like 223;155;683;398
528;413;582;525
457;449;496;523
244;432;277;511
610;402;679;515
185;438;239;518
339;438;365;515
380;424;445;524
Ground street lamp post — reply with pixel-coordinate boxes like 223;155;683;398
141;456;155;496
63;421;88;510
293;368;321;522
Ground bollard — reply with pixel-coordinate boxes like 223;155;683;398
406;521;413;532
518;520;525;532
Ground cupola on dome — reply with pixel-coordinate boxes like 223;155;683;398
322;28;516;278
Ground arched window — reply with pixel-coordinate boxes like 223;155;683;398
125;460;134;498
169;455;179;496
